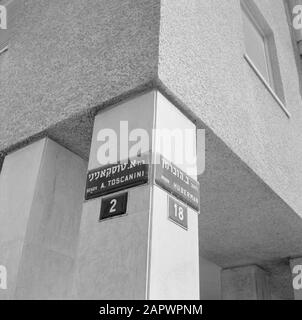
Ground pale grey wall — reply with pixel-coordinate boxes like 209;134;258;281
221;265;271;300
0;138;87;299
1;0;301;223
1;0;302;297
0;140;45;299
75;92;156;300
199;257;221;300
158;0;302;220
14;139;87;299
0;0;160;155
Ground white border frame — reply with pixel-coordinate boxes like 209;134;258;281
244;53;291;118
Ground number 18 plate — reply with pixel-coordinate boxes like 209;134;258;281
168;196;188;230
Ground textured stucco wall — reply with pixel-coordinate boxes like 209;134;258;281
0;0;160;155
1;0;302;277
2;0;302;221
158;0;302;219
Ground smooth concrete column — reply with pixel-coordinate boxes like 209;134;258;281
75;91;200;299
148;92;199;300
0;138;87;299
290;258;302;300
75;92;155;300
199;257;221;300
221;265;271;300
0;140;45;300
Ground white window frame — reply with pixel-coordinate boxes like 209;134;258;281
0;0;20;55
241;0;290;118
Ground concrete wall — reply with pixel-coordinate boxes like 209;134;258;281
221;265;271;300
15;139;87;299
199;257;221;300
0;0;160;155
0;140;45;299
0;0;301;299
1;0;301;221
75;91;201;300
158;0;302;220
0;138;87;299
149;92;200;300
74;93;156;300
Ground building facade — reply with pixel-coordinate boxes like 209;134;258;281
1;0;302;300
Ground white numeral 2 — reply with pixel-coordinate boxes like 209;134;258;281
109;199;117;213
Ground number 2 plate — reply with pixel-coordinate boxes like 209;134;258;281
168;196;188;230
100;192;128;221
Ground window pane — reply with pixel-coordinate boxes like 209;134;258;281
242;9;270;84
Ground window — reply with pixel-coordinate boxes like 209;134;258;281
242;8;273;88
0;0;20;54
0;27;9;54
241;0;289;117
0;1;9;53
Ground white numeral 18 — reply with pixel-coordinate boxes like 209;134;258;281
174;203;184;221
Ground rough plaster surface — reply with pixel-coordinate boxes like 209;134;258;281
1;0;302;279
266;260;294;300
0;0;160;157
221;265;271;300
158;0;302;218
158;0;302;269
198;131;302;265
